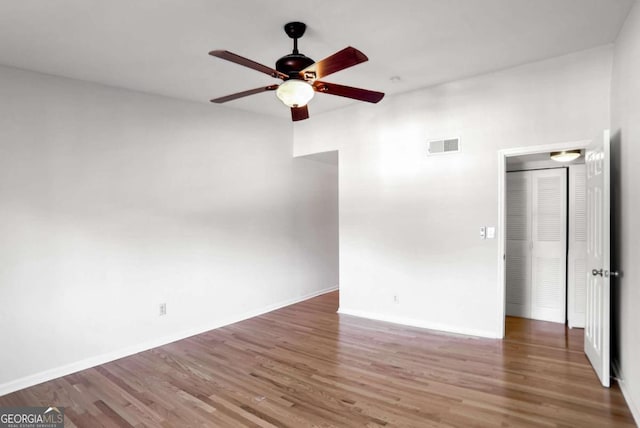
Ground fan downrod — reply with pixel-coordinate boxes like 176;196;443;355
276;21;314;77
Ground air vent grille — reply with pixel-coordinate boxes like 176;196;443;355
427;137;460;155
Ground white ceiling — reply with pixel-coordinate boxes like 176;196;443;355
0;0;634;120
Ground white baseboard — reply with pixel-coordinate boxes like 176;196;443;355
337;307;500;339
612;361;640;426
0;286;338;397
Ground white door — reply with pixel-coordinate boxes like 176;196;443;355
506;171;532;318
505;169;567;323
585;130;611;388
568;165;587;328
531;169;567;323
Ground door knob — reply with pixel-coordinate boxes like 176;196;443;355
592;269;603;277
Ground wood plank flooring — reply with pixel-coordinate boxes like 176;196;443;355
0;291;634;427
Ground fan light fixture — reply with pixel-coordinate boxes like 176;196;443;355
550;149;581;162
276;79;314;108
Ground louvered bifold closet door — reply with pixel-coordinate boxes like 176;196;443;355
568;165;587;328
506;172;532;318
531;168;567;323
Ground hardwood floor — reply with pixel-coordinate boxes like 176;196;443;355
0;291;634;427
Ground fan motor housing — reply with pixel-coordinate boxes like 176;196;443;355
276;53;315;78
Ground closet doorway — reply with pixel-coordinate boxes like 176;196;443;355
504;152;586;327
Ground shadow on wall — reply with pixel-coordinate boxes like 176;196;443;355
610;129;622;370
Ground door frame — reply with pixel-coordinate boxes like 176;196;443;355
497;140;590;338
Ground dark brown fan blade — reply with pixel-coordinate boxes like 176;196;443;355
299;47;368;81
313;81;384;103
210;85;279;103
209;50;287;80
291;105;310;121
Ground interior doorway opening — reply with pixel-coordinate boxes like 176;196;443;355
504;153;586;329
499;132;612;387
497;141;590;338
293;150;340;295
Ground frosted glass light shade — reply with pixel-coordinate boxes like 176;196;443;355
276;80;314;107
550;150;581;162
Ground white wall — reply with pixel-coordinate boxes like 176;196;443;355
0;65;337;394
611;1;640;422
294;46;612;338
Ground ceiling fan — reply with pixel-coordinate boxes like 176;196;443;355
209;22;385;121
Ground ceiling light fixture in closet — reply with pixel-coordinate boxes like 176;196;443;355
550;149;581;162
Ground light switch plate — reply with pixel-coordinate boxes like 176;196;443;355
487;227;496;239
480;226;486;239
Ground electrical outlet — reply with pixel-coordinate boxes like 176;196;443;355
159;303;167;316
393;294;400;304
